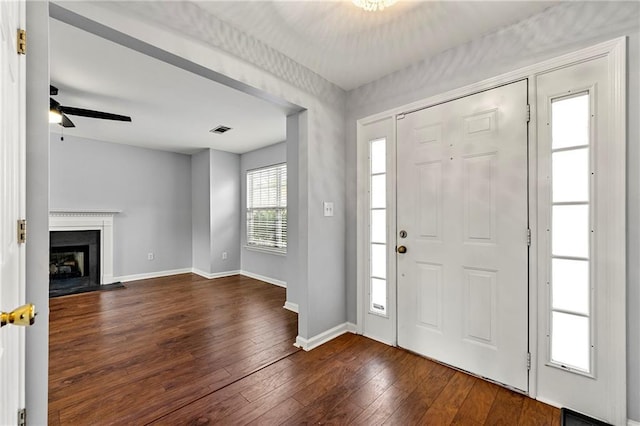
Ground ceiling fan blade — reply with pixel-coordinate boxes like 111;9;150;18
61;113;75;128
50;85;59;96
59;106;132;122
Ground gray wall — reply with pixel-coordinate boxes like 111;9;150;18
191;148;241;275
210;149;241;273
26;2;50;424
50;1;349;345
50;135;192;278
286;113;301;308
345;1;640;421
240;142;287;282
191;149;211;273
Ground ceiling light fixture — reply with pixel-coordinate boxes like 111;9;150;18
352;0;397;12
49;108;62;124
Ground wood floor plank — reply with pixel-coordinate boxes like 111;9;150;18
350;383;411;425
420;371;477;424
383;360;455;425
518;396;558;425
484;386;526;425
246;397;303;425
49;273;560;425
451;375;499;425
49;274;297;425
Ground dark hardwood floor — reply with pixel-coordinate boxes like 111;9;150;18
49;273;559;425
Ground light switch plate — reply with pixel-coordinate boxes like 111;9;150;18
323;202;334;217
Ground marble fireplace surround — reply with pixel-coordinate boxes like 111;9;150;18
49;209;121;285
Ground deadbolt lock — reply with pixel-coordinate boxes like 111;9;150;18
399;230;407;238
0;304;36;328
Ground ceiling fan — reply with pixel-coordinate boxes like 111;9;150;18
49;85;132;128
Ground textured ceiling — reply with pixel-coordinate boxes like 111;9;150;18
194;1;557;90
50;1;558;154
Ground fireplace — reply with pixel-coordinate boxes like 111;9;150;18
49;230;100;288
49;209;120;286
50;245;90;280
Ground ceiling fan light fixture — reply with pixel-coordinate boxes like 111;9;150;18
49;108;62;124
352;0;397;12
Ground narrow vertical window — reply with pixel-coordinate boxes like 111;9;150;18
246;163;287;251
369;138;387;315
549;93;591;373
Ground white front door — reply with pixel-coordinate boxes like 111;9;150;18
0;0;27;423
397;80;529;391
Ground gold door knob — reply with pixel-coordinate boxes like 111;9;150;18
0;304;36;328
397;245;407;254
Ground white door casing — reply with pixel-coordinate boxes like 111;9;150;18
0;0;27;423
535;55;626;424
397;80;529;391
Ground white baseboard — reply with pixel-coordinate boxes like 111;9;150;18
283;301;299;313
628;419;640;426
240;270;286;288
192;269;241;280
294;322;357;351
115;268;282;284
114;268;192;283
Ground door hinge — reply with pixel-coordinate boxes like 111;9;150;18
526;104;531;123
17;219;27;244
527;228;531;247
17;29;26;55
18;408;26;426
527;352;531;370
397;113;405;120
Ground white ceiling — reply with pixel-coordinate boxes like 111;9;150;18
49;18;290;155
195;1;557;91
50;1;557;154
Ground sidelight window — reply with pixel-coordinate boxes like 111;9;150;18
369;138;387;316
549;92;592;373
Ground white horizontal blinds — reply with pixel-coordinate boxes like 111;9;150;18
549;92;592;373
247;163;287;249
370;138;387;316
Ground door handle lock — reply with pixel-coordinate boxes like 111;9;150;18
396;245;407;254
0;304;36;328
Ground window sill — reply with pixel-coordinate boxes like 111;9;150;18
244;245;287;256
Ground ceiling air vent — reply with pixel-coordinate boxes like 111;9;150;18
210;125;232;134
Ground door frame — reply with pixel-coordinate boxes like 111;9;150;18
355;37;626;421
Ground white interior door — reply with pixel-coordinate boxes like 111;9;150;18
0;0;27;423
397;80;529;391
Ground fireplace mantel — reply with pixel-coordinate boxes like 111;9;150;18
49;209;121;285
49;209;122;217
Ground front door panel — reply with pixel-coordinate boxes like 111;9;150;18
397;80;529;391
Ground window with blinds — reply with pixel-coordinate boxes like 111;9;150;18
246;163;287;251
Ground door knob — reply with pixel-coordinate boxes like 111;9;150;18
0;304;36;328
397;245;407;254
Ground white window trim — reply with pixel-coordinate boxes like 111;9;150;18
355;37;626;424
246;163;287;252
243;245;286;256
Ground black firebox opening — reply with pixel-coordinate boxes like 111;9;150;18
50;245;90;280
49;230;101;293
